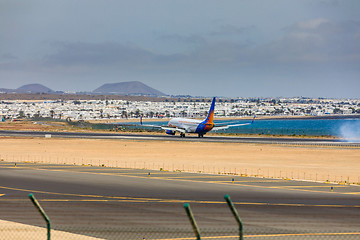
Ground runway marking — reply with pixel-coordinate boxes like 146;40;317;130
169;175;285;181
0;185;167;202
0;193;359;208
209;180;293;184
3;165;360;195
168;177;287;183
275;185;349;188
154;232;360;239
344;192;360;195
1;198;360;208
167;175;268;179
72;168;144;172
57;170;360;195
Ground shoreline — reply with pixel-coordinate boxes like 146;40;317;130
0;120;343;140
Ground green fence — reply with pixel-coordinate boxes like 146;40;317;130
1;194;359;240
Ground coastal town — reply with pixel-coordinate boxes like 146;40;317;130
1;96;359;121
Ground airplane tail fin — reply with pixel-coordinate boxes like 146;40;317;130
204;97;216;124
251;115;256;124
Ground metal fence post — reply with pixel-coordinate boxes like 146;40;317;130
184;203;201;240
29;194;51;240
224;194;243;240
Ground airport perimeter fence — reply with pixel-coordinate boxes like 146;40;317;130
1;154;360;185
1;194;360;240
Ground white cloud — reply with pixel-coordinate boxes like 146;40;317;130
44;42;156;67
209;24;255;36
38;18;360;74
297;18;330;30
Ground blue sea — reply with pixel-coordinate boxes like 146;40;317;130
137;118;360;138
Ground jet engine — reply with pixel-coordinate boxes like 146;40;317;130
166;130;176;135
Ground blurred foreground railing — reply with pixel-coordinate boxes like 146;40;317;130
0;194;358;240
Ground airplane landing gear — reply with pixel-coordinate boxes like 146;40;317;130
198;133;204;138
180;133;186;138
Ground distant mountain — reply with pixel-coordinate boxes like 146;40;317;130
0;88;14;93
0;84;54;94
0;81;165;96
93;81;166;96
16;84;54;93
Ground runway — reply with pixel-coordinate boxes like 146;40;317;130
0;162;359;239
0;130;359;147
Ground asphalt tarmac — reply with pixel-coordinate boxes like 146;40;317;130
0;130;359;147
0;162;359;239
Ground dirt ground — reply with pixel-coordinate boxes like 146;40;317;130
0;219;100;240
0;137;359;184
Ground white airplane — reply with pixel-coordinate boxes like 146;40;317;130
140;97;255;137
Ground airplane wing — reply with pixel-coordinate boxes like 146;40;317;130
138;123;163;128
161;126;186;133
138;117;188;133
114;122;187;133
116;119;187;133
138;124;186;133
112;117;164;128
212;116;256;131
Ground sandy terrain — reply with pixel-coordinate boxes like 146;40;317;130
0;219;102;240
0;121;73;132
0;137;359;184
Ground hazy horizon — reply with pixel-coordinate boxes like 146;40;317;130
1;0;359;98
1;81;360;99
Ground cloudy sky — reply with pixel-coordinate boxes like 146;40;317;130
1;0;359;98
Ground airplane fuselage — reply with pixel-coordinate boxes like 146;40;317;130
168;118;214;134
